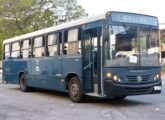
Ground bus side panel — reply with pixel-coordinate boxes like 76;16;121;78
62;56;82;84
3;59;30;84
28;57;65;91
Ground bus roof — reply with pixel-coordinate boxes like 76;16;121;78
3;14;105;44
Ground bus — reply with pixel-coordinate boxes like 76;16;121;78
2;11;162;102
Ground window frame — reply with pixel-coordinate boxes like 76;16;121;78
21;39;31;59
11;41;21;59
46;32;59;57
4;43;11;60
32;36;45;58
63;27;82;56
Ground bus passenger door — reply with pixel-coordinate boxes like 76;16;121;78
82;28;99;93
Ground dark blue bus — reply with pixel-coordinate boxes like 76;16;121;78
2;11;162;102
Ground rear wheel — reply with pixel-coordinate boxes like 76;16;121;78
68;77;83;102
19;74;31;92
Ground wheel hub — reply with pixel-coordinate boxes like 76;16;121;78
71;83;79;97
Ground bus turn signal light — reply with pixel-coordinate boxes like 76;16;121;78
106;73;112;78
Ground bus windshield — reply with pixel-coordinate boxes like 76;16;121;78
104;25;160;67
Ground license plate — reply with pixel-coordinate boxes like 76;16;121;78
154;86;161;91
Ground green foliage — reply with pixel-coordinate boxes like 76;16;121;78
160;29;165;43
0;0;87;60
161;65;165;71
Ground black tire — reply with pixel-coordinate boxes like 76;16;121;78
19;74;31;92
68;77;83;102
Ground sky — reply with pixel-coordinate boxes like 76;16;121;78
77;0;165;28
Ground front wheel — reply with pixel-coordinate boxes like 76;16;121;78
68;77;83;102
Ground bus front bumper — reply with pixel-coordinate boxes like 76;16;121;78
104;80;162;98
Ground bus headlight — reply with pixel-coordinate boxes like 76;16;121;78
154;74;160;80
106;73;121;82
113;75;118;81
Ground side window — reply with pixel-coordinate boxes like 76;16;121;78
63;28;81;55
11;42;20;59
33;37;45;57
47;34;58;56
22;40;31;58
4;44;10;59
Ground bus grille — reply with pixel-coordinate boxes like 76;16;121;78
127;87;153;95
126;75;151;83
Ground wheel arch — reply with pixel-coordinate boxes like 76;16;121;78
65;73;81;90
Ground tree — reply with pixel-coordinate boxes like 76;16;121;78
0;0;87;60
160;29;165;43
